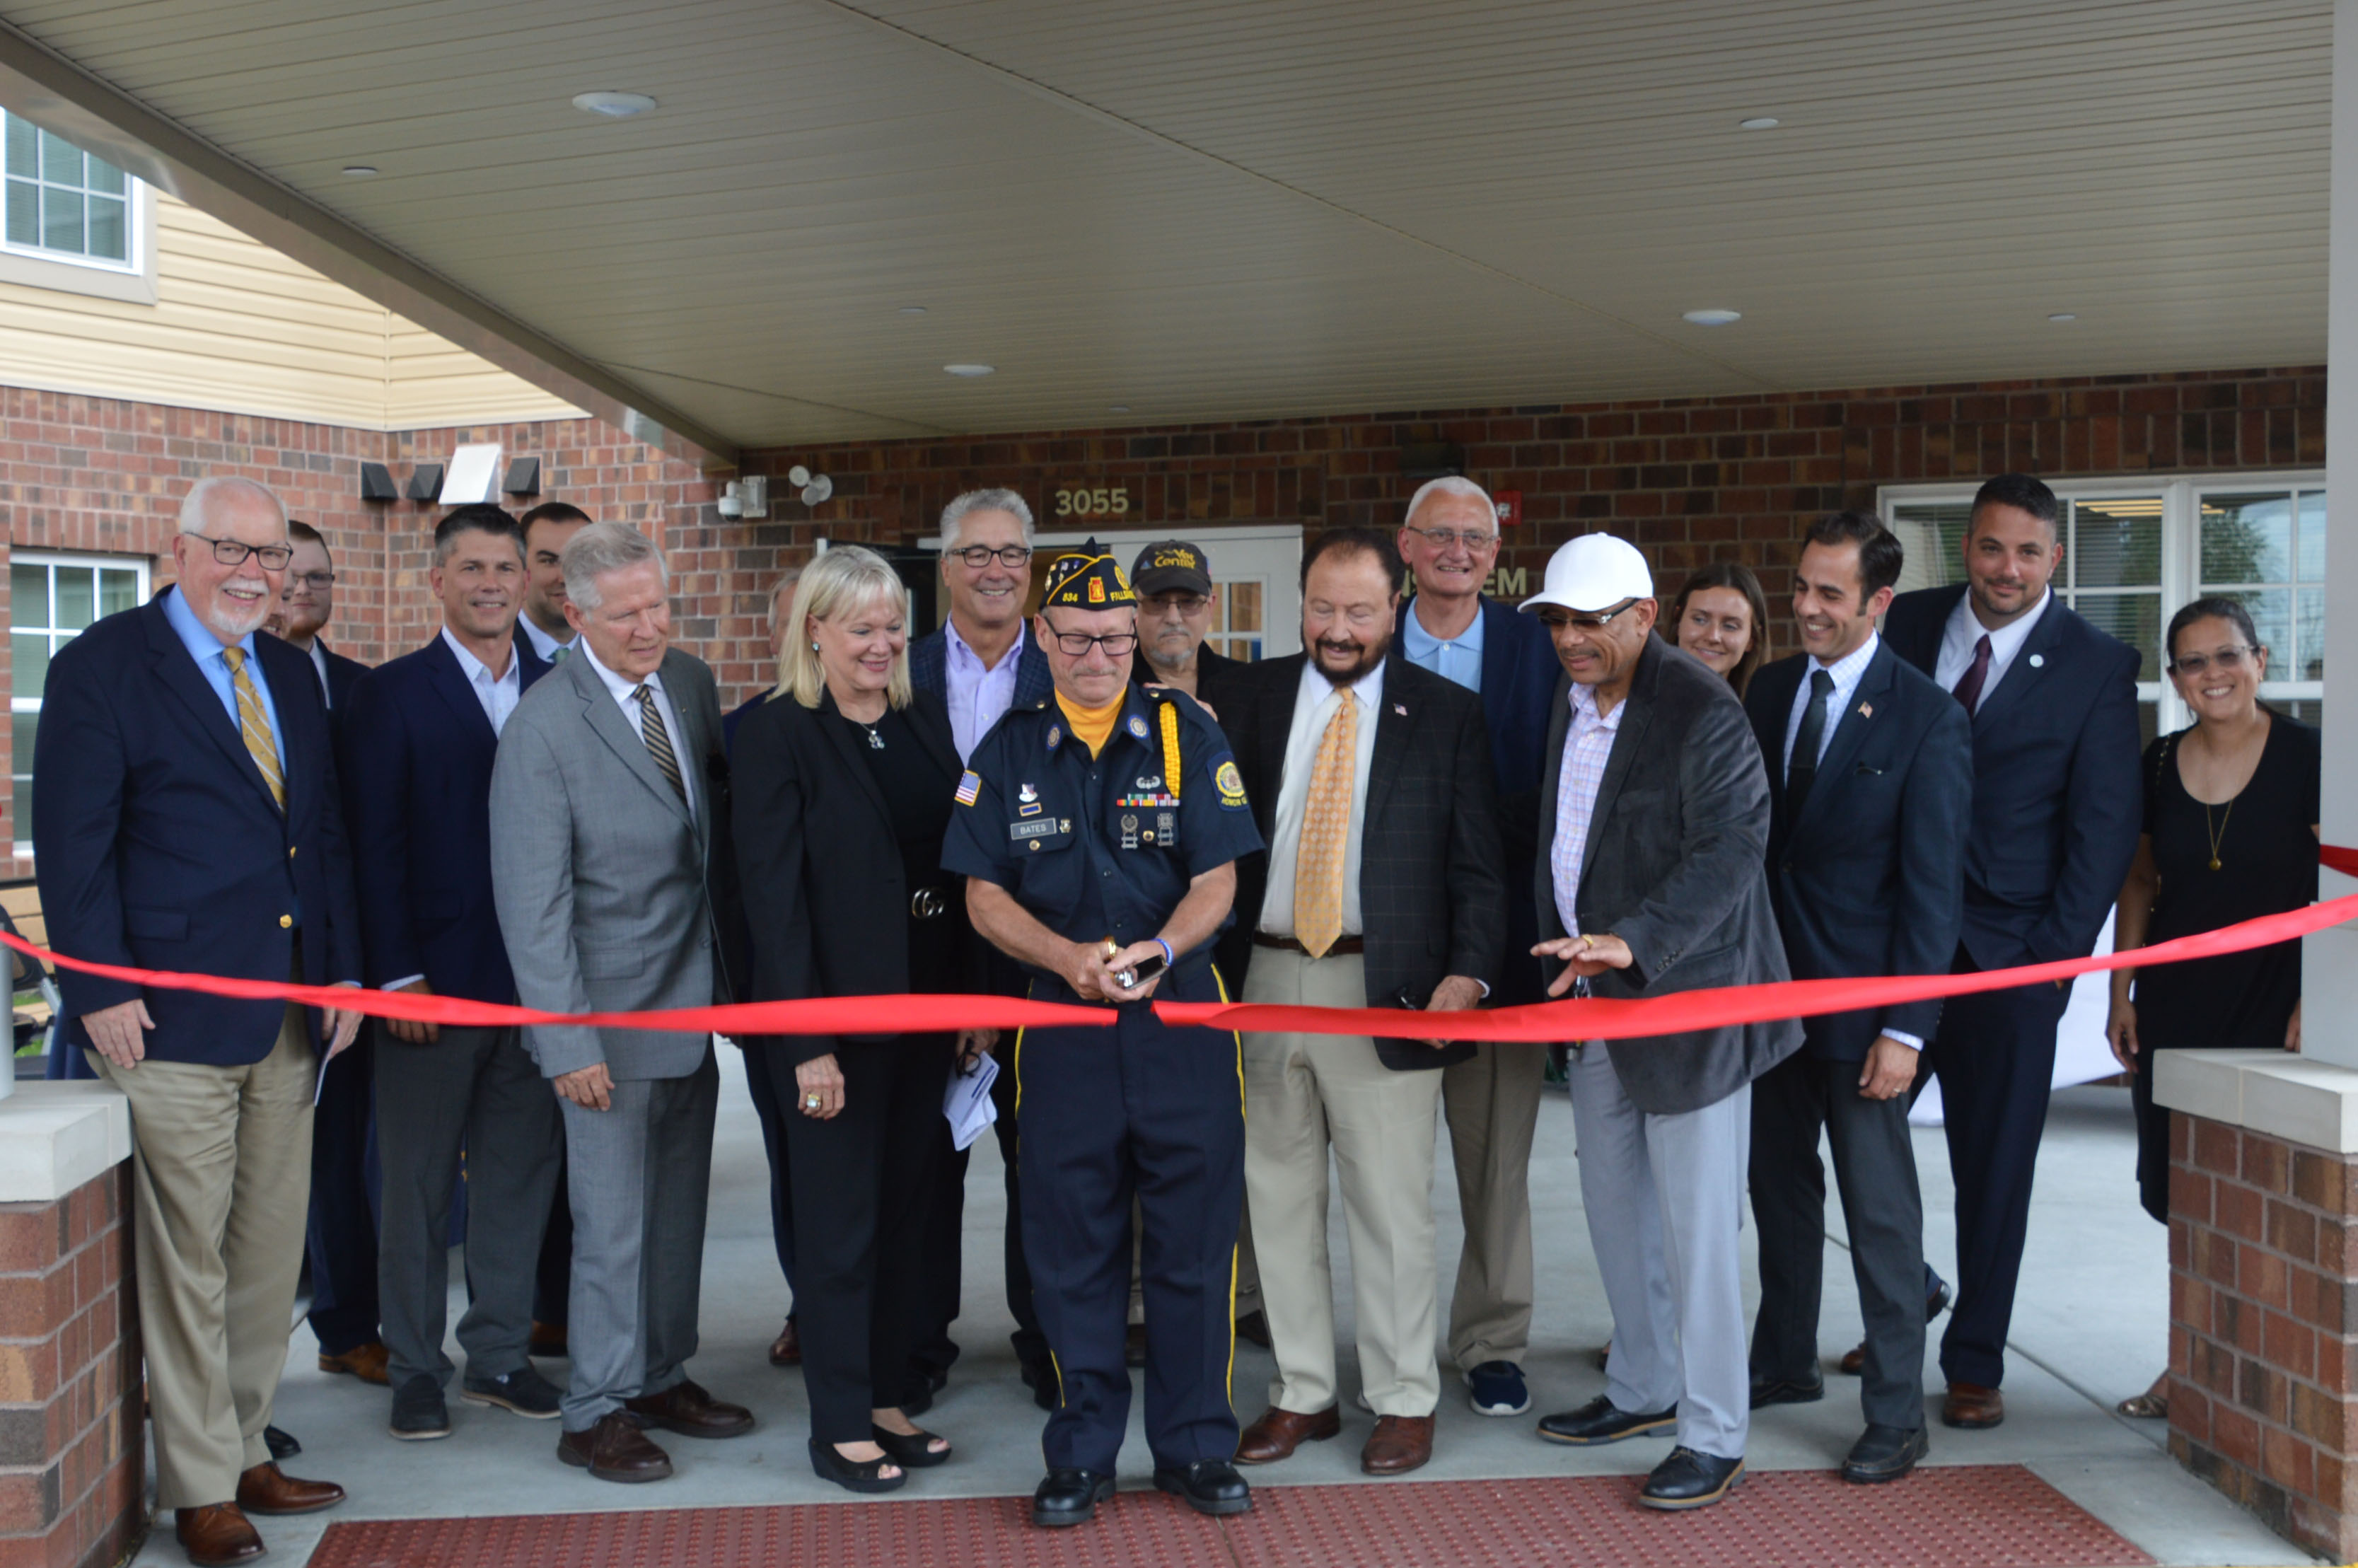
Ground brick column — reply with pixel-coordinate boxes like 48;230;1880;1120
0;1086;139;1568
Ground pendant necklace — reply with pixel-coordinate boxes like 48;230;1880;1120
857;719;885;750
2204;796;2232;872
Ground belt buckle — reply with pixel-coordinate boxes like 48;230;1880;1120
910;888;946;920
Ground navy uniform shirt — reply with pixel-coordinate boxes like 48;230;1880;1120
943;683;1263;987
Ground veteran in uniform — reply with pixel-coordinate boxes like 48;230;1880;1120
943;540;1265;1530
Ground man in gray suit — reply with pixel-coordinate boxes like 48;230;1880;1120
1521;534;1800;1513
490;522;754;1484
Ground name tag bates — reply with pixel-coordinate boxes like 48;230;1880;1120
1009;817;1073;851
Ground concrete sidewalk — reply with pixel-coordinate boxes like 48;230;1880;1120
136;1054;2309;1567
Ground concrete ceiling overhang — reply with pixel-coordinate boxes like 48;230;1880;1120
0;0;2329;453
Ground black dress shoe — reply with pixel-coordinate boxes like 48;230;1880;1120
263;1426;301;1460
1748;1371;1825;1408
1033;1468;1116;1528
1537;1395;1677;1446
1154;1458;1252;1516
1842;1422;1929;1483
1639;1446;1746;1510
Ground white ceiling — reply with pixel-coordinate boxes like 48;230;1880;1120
0;0;2330;448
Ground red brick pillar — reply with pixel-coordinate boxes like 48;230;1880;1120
0;1088;141;1568
2162;1063;2358;1560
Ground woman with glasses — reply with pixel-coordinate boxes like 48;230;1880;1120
2105;596;2318;1421
1666;562;1770;697
732;545;994;1492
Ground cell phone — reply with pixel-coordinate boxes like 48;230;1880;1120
1114;951;1168;989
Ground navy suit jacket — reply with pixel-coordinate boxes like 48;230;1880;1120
1746;641;1973;1059
909;622;1054;719
33;590;364;1066
723;688;771;753
1881;584;2143;970
339;634;550;1003
320;639;368;713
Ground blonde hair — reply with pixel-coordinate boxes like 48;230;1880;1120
777;546;913;711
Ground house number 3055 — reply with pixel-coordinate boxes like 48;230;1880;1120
1053;487;1129;517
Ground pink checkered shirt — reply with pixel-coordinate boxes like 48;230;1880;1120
1548;680;1624;939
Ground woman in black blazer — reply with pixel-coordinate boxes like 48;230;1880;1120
732;545;993;1494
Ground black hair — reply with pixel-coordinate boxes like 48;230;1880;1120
1301;526;1407;598
434;503;525;566
1801;510;1905;599
1969;472;2061;534
2166;595;2262;666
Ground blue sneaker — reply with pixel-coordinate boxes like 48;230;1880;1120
1465;1360;1530;1417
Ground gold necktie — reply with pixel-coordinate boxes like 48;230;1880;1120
221;646;286;811
1291;690;1357;958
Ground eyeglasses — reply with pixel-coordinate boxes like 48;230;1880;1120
2169;645;2258;676
1044;627;1139;658
194;535;294;571
947;545;1033;569
286;571;335;591
1406;525;1499;552
1144;593;1209;614
1535;600;1642;633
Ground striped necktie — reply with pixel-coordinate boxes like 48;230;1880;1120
633;684;687;803
1291;690;1357;958
221;646;286;811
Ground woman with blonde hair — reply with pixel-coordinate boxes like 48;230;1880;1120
733;545;993;1492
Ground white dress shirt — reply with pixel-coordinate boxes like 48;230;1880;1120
306;639;332;704
1934;587;2052;712
581;640;695;820
441;628;524;736
1258;657;1386;938
519;614;577;664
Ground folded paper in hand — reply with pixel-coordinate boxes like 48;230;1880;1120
944;1052;999;1151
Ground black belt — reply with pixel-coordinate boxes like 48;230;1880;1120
1252;932;1364;956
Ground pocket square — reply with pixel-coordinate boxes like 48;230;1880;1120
1854;763;1885;777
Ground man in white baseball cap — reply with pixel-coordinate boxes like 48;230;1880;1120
1517;532;1799;1513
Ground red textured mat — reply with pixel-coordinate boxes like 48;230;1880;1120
306;1465;2155;1568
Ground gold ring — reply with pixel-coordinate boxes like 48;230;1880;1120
804;1095;821;1108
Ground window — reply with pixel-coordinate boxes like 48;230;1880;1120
2;113;137;270
11;554;149;850
1883;474;2324;743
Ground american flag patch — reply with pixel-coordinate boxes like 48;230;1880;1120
955;770;981;806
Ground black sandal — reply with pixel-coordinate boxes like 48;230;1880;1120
870;1423;952;1468
808;1437;907;1493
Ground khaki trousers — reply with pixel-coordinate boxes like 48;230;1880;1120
1243;947;1441;1417
1441;1042;1547;1368
92;1005;314;1509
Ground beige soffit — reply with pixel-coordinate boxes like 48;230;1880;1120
0;0;2327;449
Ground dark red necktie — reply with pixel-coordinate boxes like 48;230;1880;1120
1952;634;1994;714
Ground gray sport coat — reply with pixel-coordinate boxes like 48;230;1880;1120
490;645;732;1081
1533;632;1801;1114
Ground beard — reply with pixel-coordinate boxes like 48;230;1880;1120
202;588;272;642
1311;631;1389;685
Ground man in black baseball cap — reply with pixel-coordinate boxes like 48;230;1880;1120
1130;540;1243;710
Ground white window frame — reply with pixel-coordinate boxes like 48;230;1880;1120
0;112;156;305
1878;470;2326;735
11;550;152;854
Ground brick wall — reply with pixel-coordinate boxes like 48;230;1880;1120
0;1167;138;1568
2168;1110;2358;1560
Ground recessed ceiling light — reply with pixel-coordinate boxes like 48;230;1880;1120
1683;308;1743;327
341;165;378;178
1108;405;1131;414
572;91;657;118
943;364;995;378
2048;312;2079;323
898;306;928;315
1738;117;1781;131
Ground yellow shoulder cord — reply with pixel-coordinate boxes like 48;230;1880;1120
1159;700;1183;801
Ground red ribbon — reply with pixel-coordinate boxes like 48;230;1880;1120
9;849;2357;1045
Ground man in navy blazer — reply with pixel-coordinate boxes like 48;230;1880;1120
340;504;567;1442
907;488;1055;1405
35;475;362;1564
1743;513;1971;1485
276;521;368;715
1394;477;1562;1419
1879;473;2142;1429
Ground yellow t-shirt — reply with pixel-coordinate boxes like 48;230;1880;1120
1055;692;1125;758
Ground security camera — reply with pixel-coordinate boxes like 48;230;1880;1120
717;480;744;519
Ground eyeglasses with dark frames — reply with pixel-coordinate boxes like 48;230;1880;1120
1535;599;1642;633
286;571;335;591
947;544;1033;569
1041;622;1140;658
194;535;294;571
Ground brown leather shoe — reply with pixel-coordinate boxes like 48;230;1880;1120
1839;1340;1867;1375
530;1320;568;1357
768;1319;801;1367
1942;1382;2005;1429
234;1461;346;1516
175;1503;266;1567
1360;1414;1435;1475
1235;1405;1341;1465
1235;1310;1273;1349
558;1412;674;1482
317;1341;390;1386
625;1378;755;1439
